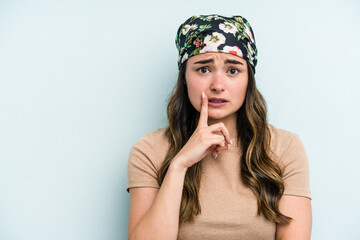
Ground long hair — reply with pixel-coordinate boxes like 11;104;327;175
157;61;291;225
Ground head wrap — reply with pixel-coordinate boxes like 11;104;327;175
175;14;258;72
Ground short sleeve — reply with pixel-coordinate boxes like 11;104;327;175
126;133;161;192
279;134;311;199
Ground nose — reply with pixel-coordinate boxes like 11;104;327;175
210;72;225;93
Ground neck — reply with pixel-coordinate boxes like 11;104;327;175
208;114;238;139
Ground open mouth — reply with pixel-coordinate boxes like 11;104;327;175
209;98;228;103
208;98;228;107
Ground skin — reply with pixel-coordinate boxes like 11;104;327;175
276;195;312;239
128;52;312;239
186;52;248;141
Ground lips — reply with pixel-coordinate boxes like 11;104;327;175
208;98;228;107
208;98;228;103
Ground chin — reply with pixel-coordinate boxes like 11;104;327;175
208;113;228;121
208;110;236;122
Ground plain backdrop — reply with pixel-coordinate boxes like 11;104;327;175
1;0;359;239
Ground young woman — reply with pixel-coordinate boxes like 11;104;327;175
126;14;312;240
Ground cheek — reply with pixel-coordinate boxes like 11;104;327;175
185;69;207;112
186;82;204;112
231;80;248;104
185;72;207;112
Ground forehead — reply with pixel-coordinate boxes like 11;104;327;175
187;52;247;64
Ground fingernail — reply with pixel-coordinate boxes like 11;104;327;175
230;139;233;145
202;92;205;99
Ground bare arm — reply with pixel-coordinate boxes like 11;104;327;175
276;195;312;240
128;162;187;240
128;92;231;240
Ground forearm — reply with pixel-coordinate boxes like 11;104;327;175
276;196;312;240
129;159;187;240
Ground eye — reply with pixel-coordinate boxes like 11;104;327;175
197;67;210;74
228;68;239;75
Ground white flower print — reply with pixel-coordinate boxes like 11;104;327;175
182;25;190;35
206;15;215;19
222;46;243;57
181;52;189;63
182;24;198;35
190;24;198;30
219;22;237;35
199;32;226;53
199;46;217;53
204;15;222;20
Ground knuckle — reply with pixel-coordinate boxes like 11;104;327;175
218;122;225;128
216;122;225;129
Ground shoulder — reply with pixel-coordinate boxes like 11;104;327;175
133;128;169;151
130;128;170;168
267;124;305;163
126;128;169;191
267;124;311;198
268;123;298;144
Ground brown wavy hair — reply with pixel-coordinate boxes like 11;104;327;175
157;61;291;225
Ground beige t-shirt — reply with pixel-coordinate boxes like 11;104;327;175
126;124;311;239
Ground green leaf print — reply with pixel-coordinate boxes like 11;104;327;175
199;24;212;31
199;16;212;21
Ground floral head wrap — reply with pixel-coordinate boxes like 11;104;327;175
175;14;258;72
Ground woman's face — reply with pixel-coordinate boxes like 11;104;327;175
185;52;248;122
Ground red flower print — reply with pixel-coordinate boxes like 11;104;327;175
193;39;204;48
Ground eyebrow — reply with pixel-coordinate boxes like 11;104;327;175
194;59;214;64
225;59;244;65
193;58;244;65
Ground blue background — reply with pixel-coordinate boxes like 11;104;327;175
1;0;359;239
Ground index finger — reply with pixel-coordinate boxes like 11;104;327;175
198;92;208;127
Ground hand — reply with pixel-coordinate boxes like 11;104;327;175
172;92;232;169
